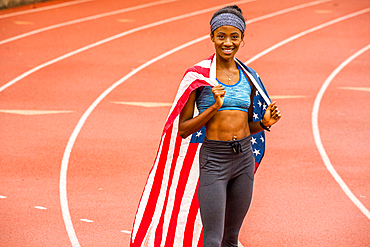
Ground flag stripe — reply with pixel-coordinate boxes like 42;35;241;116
182;182;200;246
131;133;165;240
173;145;201;246
132;127;173;245
154;133;182;246
164;143;199;247
193;211;203;246
159;137;191;246
147;123;181;246
197;230;204;247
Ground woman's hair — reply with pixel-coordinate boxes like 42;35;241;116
210;5;246;34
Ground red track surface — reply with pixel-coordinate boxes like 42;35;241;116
0;0;369;246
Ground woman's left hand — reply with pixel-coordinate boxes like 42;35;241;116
262;101;281;127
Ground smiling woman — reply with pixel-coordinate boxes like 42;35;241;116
178;5;281;246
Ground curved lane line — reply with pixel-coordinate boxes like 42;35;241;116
0;0;178;45
0;0;255;93
59;6;369;246
312;44;370;220
0;0;93;19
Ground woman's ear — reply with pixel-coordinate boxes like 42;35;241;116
210;33;214;42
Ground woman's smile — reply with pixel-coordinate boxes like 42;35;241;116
222;47;234;55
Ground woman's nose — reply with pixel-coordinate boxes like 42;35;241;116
224;37;232;45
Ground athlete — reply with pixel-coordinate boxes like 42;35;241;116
178;5;281;247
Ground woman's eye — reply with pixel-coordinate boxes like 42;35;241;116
218;35;224;39
232;35;239;39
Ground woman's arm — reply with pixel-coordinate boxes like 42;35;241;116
178;85;225;139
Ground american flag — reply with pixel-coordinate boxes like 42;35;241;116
130;54;271;247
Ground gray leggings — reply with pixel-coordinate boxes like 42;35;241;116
198;136;255;247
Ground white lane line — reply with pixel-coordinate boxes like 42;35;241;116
0;0;178;45
0;0;93;19
270;95;306;99
0;195;7;199
14;21;34;25
35;206;47;210
312;44;370;220
338;86;370;92
315;9;333;14
0;110;73;115
80;219;94;223
57;2;345;246
111;101;172;107
0;0;255;94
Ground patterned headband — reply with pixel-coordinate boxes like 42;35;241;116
210;12;245;34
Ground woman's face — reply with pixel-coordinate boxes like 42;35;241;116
211;25;244;60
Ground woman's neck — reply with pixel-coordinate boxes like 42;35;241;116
216;54;236;69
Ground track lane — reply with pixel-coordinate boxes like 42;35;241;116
1;0;369;246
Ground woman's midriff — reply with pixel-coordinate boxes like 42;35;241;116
205;110;250;141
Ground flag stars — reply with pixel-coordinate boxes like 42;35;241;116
258;100;262;107
263;103;267;110
196;131;203;137
251;137;257;145
253;149;261;156
253;112;259;120
260;136;264;143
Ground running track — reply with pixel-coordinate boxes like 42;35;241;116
0;0;369;246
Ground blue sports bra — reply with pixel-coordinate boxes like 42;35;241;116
196;64;251;114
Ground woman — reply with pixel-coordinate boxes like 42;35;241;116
178;5;281;247
130;5;281;247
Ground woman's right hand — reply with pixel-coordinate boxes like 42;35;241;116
212;84;225;109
